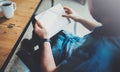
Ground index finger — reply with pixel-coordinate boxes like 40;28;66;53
63;7;72;14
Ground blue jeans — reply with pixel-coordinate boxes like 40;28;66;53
51;30;84;66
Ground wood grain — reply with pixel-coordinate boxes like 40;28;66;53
0;0;40;68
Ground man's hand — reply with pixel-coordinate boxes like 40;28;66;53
34;21;57;72
34;21;49;39
62;7;101;31
62;7;80;22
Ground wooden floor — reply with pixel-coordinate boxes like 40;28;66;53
0;0;40;69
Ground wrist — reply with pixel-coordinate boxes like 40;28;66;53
41;38;51;43
76;17;85;23
41;35;49;39
72;16;81;22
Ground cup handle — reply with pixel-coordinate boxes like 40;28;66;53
12;2;16;11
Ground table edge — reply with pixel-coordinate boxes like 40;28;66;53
0;0;43;71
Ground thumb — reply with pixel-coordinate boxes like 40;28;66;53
62;14;80;22
62;14;72;18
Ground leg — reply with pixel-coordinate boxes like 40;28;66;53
51;30;82;65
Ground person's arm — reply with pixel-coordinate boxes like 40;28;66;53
62;7;101;31
41;41;56;72
75;18;100;31
34;22;57;72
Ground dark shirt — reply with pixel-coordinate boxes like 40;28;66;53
55;27;120;72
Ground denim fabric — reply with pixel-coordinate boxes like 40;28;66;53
55;28;120;72
51;30;86;66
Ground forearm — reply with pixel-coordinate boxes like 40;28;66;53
34;21;57;72
41;42;57;72
76;18;101;31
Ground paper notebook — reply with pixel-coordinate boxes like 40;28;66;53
35;3;70;38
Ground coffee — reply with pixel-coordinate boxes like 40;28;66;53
2;3;11;6
1;1;16;18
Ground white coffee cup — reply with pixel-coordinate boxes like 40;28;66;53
1;1;16;19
